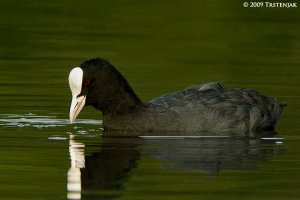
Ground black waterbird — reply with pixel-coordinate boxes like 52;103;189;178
68;58;286;134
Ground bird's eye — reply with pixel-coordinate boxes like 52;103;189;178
84;79;91;86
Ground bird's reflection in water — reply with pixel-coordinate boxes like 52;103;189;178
80;137;141;191
67;133;285;199
67;135;85;200
145;136;284;173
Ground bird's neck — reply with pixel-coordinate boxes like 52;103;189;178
93;83;144;115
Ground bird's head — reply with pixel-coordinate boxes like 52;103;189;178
68;58;113;123
68;58;142;123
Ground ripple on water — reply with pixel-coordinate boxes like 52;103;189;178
48;136;68;140
0;113;102;129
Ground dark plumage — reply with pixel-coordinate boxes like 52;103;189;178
68;58;286;135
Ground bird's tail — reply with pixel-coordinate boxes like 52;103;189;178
243;89;287;131
271;99;287;125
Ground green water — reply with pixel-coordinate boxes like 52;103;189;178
0;0;300;199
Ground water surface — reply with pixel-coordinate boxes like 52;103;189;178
0;0;300;200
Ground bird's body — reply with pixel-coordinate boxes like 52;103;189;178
68;58;286;135
103;86;284;134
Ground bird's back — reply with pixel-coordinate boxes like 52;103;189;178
148;84;286;134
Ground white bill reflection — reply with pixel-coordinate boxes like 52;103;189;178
67;134;85;200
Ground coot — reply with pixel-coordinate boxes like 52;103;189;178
68;58;286;134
